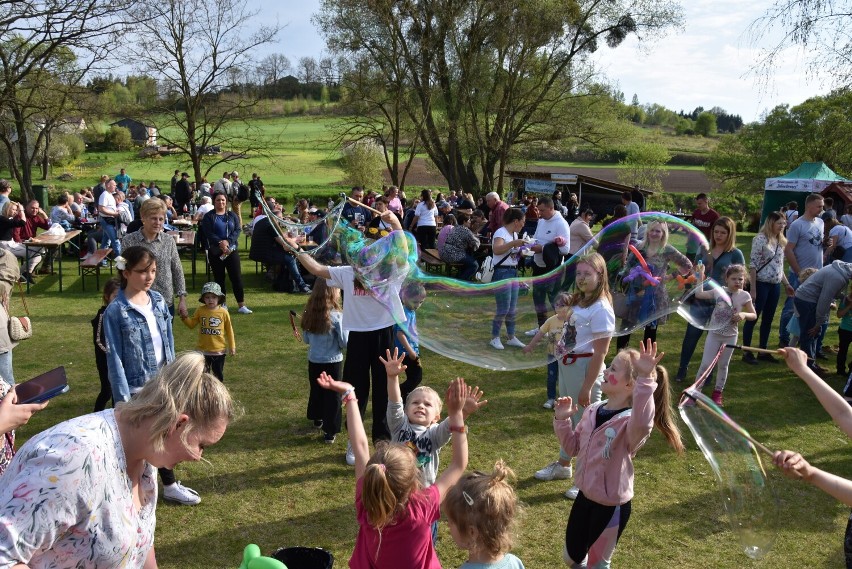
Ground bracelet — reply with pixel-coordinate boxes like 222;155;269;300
449;424;467;434
341;393;357;406
340;388;354;401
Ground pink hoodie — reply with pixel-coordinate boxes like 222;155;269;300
554;377;657;506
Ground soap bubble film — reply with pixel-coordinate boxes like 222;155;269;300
679;390;779;559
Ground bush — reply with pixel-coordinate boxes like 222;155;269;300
341;138;386;190
104;126;132;151
48;134;85;167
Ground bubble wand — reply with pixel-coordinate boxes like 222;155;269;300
680;389;774;457
724;344;814;363
346;196;383;216
288;310;302;341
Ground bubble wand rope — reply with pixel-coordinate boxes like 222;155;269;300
681;392;775;457
725;344;814;363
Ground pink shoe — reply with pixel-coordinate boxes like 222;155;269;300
711;390;724;406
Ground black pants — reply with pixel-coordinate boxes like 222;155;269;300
343;327;394;441
532;263;560;327
208;249;245;303
159;467;176;486
839;329;852;376
565;491;632;566
93;347;112;412
417;226;437;250
204;354;226;382
308;361;343;436
399;354;423;404
615;326;657;351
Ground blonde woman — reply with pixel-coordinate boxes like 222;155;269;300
742;212;794;364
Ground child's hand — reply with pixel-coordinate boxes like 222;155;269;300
554;397;576;421
316;371;353;394
773;450;813;481
228;348;236;356
462;385;487;418
379;348;407;377
445;377;466;415
780;347;810;374
522;342;534;355
731;312;743;323
635;338;663;377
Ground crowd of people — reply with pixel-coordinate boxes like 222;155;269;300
3;169;852;567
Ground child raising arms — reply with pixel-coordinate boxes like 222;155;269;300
444;460;525;568
694;263;756;406
555;339;683;568
318;371;469;568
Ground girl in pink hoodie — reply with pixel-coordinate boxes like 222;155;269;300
554;339;684;568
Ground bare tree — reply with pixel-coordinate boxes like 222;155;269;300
256;53;292;85
127;0;280;182
749;1;852;88
0;0;131;200
297;56;320;84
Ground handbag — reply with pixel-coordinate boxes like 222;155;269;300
476;254;511;283
8;282;32;341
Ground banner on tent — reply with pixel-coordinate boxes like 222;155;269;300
764;178;835;192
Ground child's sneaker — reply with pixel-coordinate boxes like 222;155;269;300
565;486;580;500
711;389;724;406
345;441;356;466
542;399;555;410
489;337;504;350
534;461;572;481
162;481;201;505
324;433;336;444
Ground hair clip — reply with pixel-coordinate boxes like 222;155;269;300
378;463;387;472
114;256;127;271
462;491;474;506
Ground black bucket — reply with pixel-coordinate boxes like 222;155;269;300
271;547;334;569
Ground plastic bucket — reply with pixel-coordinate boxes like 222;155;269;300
271;547;334;569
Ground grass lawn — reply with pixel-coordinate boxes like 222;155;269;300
9;226;852;568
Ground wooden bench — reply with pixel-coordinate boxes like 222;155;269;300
421;248;464;277
80;248;113;291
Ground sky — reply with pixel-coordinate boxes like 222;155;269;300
267;0;830;123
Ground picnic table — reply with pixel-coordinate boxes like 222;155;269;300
23;230;81;292
168;231;200;287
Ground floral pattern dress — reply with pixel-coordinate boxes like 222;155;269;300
621;244;692;326
0;410;157;569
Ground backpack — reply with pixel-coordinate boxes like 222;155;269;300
236;183;250;202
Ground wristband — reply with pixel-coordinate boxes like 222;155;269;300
341;393;357;406
449;424;467;434
340;388;354;402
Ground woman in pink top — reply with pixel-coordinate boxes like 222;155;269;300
554;340;683;568
318;371;469;569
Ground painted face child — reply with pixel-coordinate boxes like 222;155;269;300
601;352;634;398
405;386;442;427
574;261;600;295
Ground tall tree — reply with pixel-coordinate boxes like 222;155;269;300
127;0;279;182
256;54;292;86
316;0;683;194
617;141;671;192
0;0;130;200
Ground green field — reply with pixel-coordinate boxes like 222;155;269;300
7;225;851;568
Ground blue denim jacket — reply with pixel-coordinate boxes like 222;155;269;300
103;288;174;402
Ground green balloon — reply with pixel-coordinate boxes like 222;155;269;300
248;557;288;569
239;544;262;569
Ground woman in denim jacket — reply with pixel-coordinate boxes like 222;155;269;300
104;245;199;506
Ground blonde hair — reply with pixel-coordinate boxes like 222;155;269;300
362;442;421;529
571;252;612;308
615;349;685;454
799;267;818;283
140;197;167;218
444;460;521;558
3;201;20;217
759;211;788;248
119;352;240;454
639;220;669;255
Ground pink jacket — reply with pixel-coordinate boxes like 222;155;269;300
554;377;657;506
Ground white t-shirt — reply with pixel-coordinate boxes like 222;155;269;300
831;224;852;250
326;265;404;332
414;202;438;227
128;296;164;374
570;298;615;353
533;213;571;267
98;191;117;220
492;226;518;267
196;203;214;218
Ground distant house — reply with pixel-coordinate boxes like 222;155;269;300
110;118;157;146
59;116;86;133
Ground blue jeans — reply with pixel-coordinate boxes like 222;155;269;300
546;359;558;400
742;281;781;349
0;350;14;385
779;271;800;345
458;254;479;281
676;323;704;379
492;267;519;338
282;254;307;288
99;218;121;255
794;297;819;365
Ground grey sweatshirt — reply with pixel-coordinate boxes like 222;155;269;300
795;260;852;324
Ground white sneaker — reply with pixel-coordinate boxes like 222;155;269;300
543;399;555;409
524;327;539;337
162;481;201;505
345;441;356;466
237;305;253;314
489;337;505;350
505;336;526;348
565;486;580;500
534;461;572;481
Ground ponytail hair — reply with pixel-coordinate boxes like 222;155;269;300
651;364;684;454
361;442;421;530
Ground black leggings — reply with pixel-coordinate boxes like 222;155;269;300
308;360;343;436
204;354;226;382
208;249;245;303
93;348;112;412
343;327;394;441
565;491;632;566
417;226;437;250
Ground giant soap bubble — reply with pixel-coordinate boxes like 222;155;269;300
258;196;731;371
679;385;779;559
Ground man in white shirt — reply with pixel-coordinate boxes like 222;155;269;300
98;180;121;255
527;196;570;332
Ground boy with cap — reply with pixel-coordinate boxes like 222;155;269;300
180;281;236;381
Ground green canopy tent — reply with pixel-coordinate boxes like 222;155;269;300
762;162;851;223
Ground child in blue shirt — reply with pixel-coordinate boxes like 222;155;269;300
394;281;426;402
